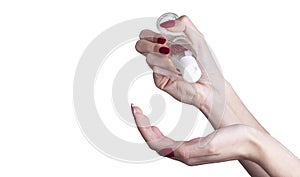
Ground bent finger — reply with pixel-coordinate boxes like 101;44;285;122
146;53;179;74
160;15;204;45
131;105;164;141
135;39;169;55
139;29;167;44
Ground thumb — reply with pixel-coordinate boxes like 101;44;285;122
160;15;204;45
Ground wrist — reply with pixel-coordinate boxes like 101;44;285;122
240;126;265;163
197;80;267;131
196;80;244;128
194;79;228;117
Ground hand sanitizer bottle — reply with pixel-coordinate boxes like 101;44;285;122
157;12;201;83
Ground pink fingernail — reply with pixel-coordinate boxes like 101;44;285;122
160;20;175;28
159;148;174;158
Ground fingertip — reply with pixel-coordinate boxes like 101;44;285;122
177;15;191;23
157;37;166;44
159;46;170;54
177;15;202;35
160;20;175;28
134;40;141;53
139;29;152;38
161;20;186;33
131;104;143;115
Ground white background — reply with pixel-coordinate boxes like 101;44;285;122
1;0;300;176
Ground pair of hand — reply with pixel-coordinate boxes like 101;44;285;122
134;15;256;165
133;15;300;177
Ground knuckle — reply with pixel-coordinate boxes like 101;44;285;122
139;29;151;38
177;146;190;161
148;144;156;151
139;29;146;38
206;142;217;154
153;43;161;52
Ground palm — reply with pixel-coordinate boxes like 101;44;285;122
153;72;209;107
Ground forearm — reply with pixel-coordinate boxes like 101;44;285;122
199;81;271;176
250;129;300;177
224;82;268;133
224;83;271;176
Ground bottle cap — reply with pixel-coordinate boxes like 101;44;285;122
180;55;201;83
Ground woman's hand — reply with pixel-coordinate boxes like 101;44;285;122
135;16;223;113
135;16;239;130
135;15;268;139
132;105;300;177
131;105;256;165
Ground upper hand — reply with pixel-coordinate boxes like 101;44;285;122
135;15;225;113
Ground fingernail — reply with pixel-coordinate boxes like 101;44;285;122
159;46;170;54
159;148;174;158
176;68;182;76
131;103;135;114
157;37;166;44
160;20;175;28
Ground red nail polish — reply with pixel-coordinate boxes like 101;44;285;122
159;148;174;158
131;103;134;113
159;47;170;54
176;68;181;72
160;20;175;28
157;37;166;44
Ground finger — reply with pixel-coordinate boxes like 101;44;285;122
151;126;164;138
160;15;201;34
177;15;201;34
131;105;163;141
131;104;177;156
146;53;179;74
152;67;184;91
160;15;204;45
135;39;169;55
131;105;175;144
139;29;167;44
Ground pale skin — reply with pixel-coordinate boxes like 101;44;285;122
133;15;300;176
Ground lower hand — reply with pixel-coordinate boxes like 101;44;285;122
131;105;257;166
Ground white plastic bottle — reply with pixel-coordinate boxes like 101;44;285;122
157;12;201;83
